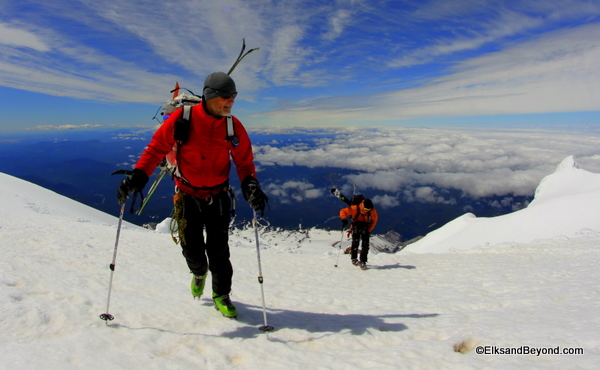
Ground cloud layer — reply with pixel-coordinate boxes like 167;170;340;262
252;127;600;202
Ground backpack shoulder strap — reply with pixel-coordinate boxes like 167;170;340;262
226;115;239;146
170;105;194;180
173;105;192;144
183;105;192;120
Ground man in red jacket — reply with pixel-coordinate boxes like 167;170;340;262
340;199;378;270
117;72;267;318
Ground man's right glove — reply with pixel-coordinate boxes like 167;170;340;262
342;219;348;228
116;168;149;205
241;176;268;214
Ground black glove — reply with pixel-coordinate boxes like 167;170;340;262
116;168;149;205
342;219;348;228
241;176;268;214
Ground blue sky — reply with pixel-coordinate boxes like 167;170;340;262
1;0;599;132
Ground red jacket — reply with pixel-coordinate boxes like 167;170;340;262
135;104;257;198
339;202;379;232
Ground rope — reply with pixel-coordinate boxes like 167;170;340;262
170;191;187;245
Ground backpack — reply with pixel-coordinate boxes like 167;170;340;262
350;194;365;206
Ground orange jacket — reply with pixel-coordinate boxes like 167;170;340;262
339;201;378;232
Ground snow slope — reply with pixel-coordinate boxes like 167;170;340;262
0;157;598;369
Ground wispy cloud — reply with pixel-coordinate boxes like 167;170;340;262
387;8;544;68
322;9;354;41
256;22;600;125
0;0;598;124
0;23;50;52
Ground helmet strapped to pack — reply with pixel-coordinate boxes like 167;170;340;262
155;84;202;123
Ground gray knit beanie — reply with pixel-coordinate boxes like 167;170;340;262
203;72;236;101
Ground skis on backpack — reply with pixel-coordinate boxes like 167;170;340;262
331;188;352;206
331;187;366;207
227;38;260;75
135;39;259;215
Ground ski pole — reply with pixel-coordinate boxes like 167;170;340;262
253;209;274;333
334;227;345;267
99;202;126;323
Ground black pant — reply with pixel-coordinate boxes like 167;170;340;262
351;222;370;263
180;191;232;296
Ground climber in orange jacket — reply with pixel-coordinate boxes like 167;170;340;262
339;199;378;270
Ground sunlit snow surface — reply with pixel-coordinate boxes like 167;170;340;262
0;156;597;369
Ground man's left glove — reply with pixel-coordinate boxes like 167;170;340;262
241;176;268;214
117;168;149;205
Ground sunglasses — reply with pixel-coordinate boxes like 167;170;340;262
211;89;238;99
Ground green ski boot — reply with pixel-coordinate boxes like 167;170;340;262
191;273;207;298
213;293;238;318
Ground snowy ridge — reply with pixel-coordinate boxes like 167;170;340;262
0;172;129;227
0;157;598;369
405;156;600;253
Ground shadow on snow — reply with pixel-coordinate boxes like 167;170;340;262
106;302;439;342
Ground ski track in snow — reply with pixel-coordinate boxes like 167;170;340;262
1;158;599;369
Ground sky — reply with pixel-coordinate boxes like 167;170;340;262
1;155;598;368
1;0;599;132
